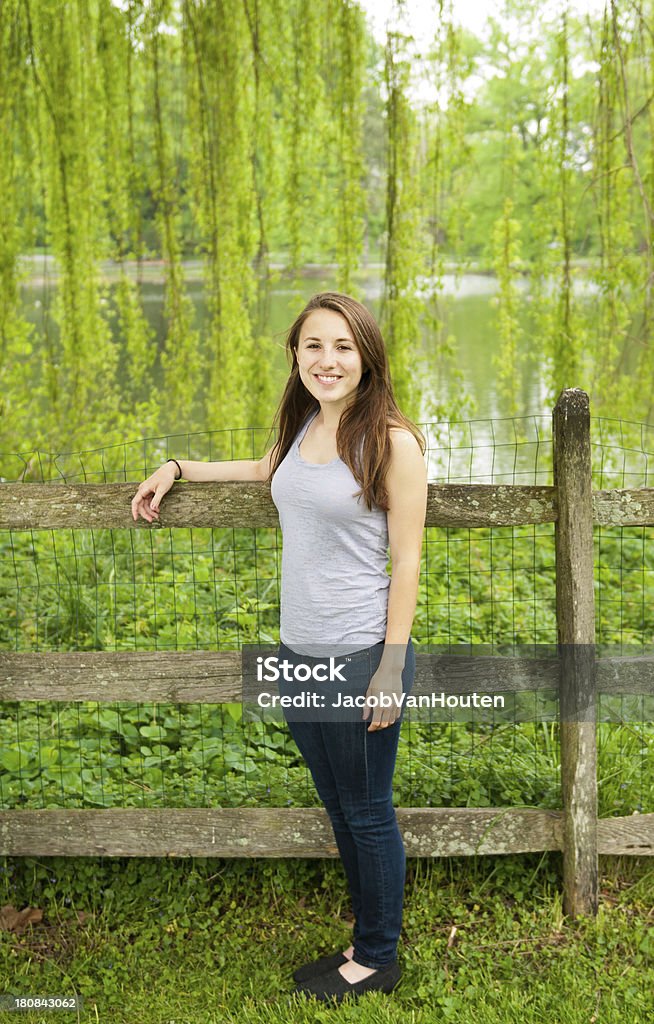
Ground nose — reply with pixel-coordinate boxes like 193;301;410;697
317;348;339;368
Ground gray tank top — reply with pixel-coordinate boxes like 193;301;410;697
270;409;390;656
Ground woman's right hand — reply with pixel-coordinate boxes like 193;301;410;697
131;463;178;522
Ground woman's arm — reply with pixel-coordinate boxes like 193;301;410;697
131;446;276;522
381;428;428;656
176;447;275;483
363;428;427;730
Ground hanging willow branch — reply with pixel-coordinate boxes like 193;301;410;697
610;0;654;234
98;0;158;438
557;6;575;386
242;0;271;329
148;0;201;430
380;15;425;422
332;0;366;295
418;0;473;422
0;0;34;457
20;0;123;455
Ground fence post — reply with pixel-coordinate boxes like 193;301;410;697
553;387;598;917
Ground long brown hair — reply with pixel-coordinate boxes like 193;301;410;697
266;292;425;511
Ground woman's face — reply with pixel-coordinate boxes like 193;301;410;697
296;309;363;412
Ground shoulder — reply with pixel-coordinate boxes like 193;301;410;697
384;422;428;517
385;424;427;494
387;423;424;456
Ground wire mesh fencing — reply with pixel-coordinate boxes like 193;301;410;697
0;413;652;822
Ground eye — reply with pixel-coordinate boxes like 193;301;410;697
303;340;354;351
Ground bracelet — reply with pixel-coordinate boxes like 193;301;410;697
166;458;182;481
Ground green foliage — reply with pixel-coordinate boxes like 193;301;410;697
380;22;428;423
21;0;125;453
1;520;653;818
417;1;477;423
0;0;35;454
330;0;367;296
146;0;203;429
98;0;160;439
491;195;524;417
3;0;654;453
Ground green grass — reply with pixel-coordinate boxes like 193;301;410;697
0;854;652;1022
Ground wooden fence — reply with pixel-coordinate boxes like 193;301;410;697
1;388;653;920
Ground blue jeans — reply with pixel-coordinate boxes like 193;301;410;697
278;637;416;969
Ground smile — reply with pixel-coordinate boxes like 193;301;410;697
314;374;342;385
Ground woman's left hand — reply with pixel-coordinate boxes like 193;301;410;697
362;662;404;731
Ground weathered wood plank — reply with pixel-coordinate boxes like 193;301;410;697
424;485;556;526
596;813;654;855
593;489;654;526
0;651;244;702
0;481;280;529
1;807;649;858
595;657;654;695
0;807;564;858
0;482;558;530
553;388;598;918
3;481;654;529
1;650;653;703
0;650;558;702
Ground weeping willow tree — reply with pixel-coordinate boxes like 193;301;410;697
240;0;278;343
544;0;654;424
0;0;34;457
627;0;654;418
592;0;634;409
326;0;367;297
97;0;159;439
16;0;124;459
3;0;654;472
182;0;256;436
417;0;476;423
591;0;654;420
488;24;525;419
379;8;427;423
440;0;654;429
0;0;377;466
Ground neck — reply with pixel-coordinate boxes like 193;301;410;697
316;401;349;433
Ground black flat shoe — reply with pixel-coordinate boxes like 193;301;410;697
292;950;349;983
294;960;401;1003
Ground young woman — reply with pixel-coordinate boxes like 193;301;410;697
131;292;428;1004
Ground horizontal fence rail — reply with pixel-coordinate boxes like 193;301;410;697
0;808;651;860
0;807;565;859
1;482;654;529
2;650;654;701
